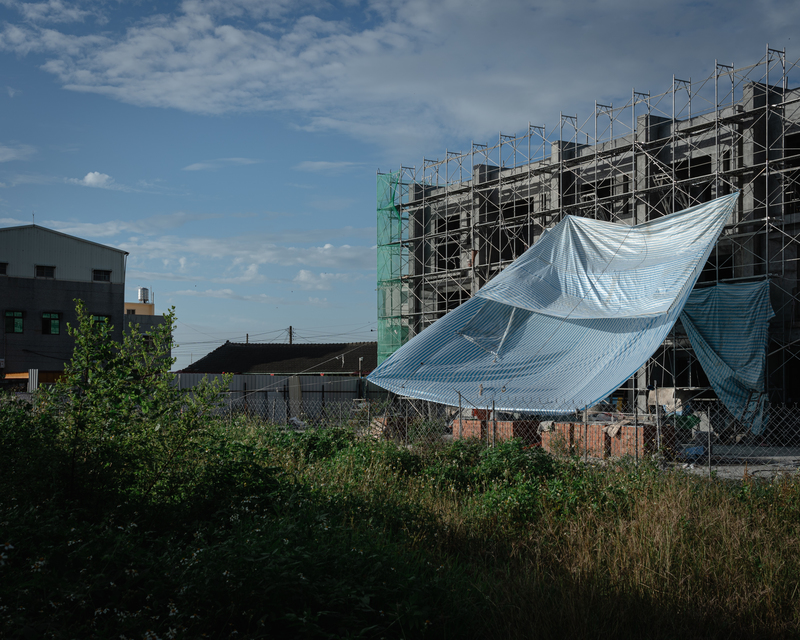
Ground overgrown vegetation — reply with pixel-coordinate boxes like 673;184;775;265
2;305;800;638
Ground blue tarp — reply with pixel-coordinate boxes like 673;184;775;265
681;280;774;434
368;194;739;412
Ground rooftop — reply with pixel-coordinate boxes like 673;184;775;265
180;341;378;375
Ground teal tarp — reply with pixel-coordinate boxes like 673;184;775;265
682;280;774;434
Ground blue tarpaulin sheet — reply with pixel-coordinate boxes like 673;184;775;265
681;280;774;434
368;194;739;412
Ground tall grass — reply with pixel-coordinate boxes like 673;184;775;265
2;412;799;639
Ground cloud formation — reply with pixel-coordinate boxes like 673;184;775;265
293;269;356;290
119;234;375;271
1;0;794;154
15;0;95;23
0;142;36;162
73;171;113;187
65;171;142;192
45;211;221;237
182;157;262;171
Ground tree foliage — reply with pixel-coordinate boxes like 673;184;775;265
38;299;230;502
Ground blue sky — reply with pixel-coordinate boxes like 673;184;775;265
0;0;796;369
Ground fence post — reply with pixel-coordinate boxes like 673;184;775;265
634;390;639;466
708;405;713;477
404;399;408;446
655;381;662;451
583;406;588;462
492;400;496;447
458;392;463;440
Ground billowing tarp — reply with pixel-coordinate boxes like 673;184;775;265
368;193;739;413
682;280;774;433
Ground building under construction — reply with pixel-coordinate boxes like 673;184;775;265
377;47;800;404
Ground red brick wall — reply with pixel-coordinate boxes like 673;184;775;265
609;423;674;457
454;419;485;440
454;419;541;445
541;422;575;454
585;423;611;459
493;420;541;445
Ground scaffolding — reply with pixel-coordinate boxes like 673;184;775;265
376;46;800;403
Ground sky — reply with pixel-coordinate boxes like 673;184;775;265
0;0;797;370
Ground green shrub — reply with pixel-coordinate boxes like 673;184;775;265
35;299;230;504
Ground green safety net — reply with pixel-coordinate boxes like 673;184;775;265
376;172;408;364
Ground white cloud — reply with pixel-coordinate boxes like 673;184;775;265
45;211;221;237
293;269;356;290
6;86;20;98
16;0;94;23
0;216;28;226
119;234;376;271
182;157;262;171
0;143;36;162
307;297;330;307
75;171;113;187
1;0;791;156
66;171;138;192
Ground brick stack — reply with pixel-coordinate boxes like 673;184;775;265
453;418;541;445
539;421;675;459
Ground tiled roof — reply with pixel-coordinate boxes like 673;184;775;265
180;341;378;375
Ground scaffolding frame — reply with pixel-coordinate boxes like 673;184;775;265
377;47;800;403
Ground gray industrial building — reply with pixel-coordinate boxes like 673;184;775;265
377;48;800;403
0;225;127;385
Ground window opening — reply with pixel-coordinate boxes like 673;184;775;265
93;270;112;282
35;265;55;278
42;312;60;335
5;310;23;333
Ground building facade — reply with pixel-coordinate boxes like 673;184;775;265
377;49;800;403
0;225;127;385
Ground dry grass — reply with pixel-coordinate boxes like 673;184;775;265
269;429;800;639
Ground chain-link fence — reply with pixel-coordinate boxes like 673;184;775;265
223;392;800;479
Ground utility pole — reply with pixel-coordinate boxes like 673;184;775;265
289;326;293;345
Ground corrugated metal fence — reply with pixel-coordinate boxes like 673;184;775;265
174;373;389;423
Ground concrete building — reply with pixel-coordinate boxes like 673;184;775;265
0;225;127;386
124;286;168;341
377;49;800;403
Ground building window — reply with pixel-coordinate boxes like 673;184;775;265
0;263;7;275
5;311;23;333
126;309;136;315
42;312;60;335
35;265;55;278
93;269;111;282
91;315;111;326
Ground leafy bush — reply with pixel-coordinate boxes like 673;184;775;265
476;438;556;485
35;300;230;504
